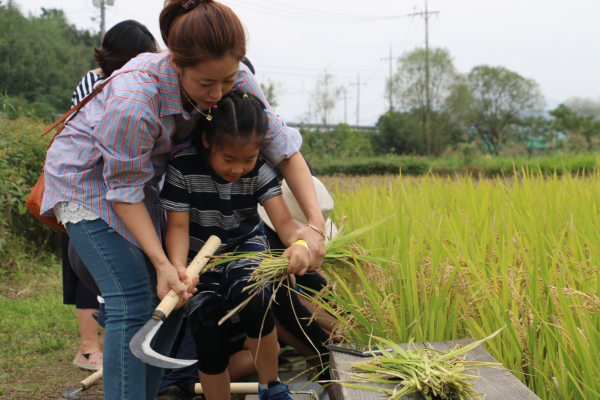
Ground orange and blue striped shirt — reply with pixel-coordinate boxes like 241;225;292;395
41;52;302;247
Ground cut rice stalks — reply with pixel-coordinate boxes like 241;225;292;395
339;327;506;400
205;216;395;326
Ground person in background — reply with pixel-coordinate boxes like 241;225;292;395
63;19;158;371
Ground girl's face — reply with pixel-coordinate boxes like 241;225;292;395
174;55;239;109
202;133;260;182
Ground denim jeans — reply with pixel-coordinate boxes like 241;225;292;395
66;218;184;400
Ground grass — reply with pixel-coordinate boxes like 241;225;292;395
0;256;104;399
306;170;600;400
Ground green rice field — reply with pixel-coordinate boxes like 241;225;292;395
315;171;600;400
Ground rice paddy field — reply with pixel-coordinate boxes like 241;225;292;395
314;172;600;400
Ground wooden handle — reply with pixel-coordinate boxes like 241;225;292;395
154;235;221;319
194;382;258;394
80;369;103;389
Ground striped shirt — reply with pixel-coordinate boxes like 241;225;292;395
71;71;104;107
157;147;282;258
41;52;302;247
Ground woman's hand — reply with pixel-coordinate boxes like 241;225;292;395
283;243;310;276
156;261;199;310
288;225;325;270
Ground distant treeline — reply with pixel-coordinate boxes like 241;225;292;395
0;2;99;120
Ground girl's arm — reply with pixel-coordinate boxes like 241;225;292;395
115;202;196;307
277;152;326;269
261;195;310;276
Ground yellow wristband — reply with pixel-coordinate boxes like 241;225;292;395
291;240;309;252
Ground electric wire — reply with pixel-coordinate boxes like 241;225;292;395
224;0;411;23
229;0;395;20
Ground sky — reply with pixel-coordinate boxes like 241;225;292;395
21;0;600;126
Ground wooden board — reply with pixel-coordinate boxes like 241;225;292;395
330;338;541;400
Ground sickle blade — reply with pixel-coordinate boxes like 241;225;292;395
129;318;197;369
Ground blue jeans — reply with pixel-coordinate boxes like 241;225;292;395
67;218;184;400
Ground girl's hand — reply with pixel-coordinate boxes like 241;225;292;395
156;261;199;310
283;242;310;276
288;225;326;270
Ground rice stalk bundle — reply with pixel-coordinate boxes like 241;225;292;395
342;327;505;400
207;216;393;297
204;216;393;327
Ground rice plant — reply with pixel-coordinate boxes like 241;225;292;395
307;168;600;400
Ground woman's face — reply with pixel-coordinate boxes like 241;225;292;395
175;55;240;109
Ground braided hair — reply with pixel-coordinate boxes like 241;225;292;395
194;90;268;158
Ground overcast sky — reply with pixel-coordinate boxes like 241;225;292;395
21;0;600;126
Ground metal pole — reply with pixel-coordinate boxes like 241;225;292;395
356;73;360;127
408;2;438;156
344;89;347;124
100;0;106;42
389;44;393;111
424;0;431;156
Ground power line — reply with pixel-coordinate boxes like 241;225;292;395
259;69;386;82
233;0;401;20
257;65;384;73
250;37;393;49
224;0;413;23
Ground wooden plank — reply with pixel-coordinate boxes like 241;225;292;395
330;339;541;400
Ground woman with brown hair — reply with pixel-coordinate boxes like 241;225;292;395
41;1;326;399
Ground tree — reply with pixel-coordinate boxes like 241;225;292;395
550;104;600;152
376;111;424;155
512;116;556;157
311;71;343;128
564;97;600;119
333;124;373;157
260;78;282;109
388;48;463;155
0;2;100;119
467;65;544;155
389;48;459;112
376;109;464;157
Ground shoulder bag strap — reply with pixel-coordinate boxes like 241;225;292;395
42;69;160;136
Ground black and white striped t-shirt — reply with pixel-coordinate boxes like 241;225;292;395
71;71;104;108
158;147;283;259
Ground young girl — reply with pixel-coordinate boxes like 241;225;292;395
158;90;309;400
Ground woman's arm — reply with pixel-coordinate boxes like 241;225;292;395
237;65;325;268
165;210;190;269
114;202;196;307
277;152;326;269
89;70;198;305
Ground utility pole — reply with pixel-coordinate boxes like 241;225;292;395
339;89;352;124
409;0;439;156
349;73;367;127
100;0;106;40
342;89;347;124
93;0;115;41
381;44;394;111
